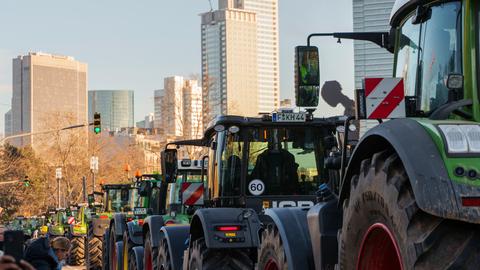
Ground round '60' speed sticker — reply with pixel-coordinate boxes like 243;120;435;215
248;179;265;196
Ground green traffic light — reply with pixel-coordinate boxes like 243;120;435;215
94;127;101;134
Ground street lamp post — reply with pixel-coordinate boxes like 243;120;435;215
55;167;62;208
90;156;99;192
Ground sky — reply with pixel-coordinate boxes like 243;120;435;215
0;0;355;134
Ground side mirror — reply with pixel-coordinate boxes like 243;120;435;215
295;46;320;107
161;149;178;183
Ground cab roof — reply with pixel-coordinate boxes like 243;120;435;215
390;0;437;26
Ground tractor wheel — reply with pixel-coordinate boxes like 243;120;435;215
122;231;132;270
157;239;172;270
339;151;480;270
109;226;120;270
87;233;103;270
188;237;253;270
103;231;109;270
143;230;158;270
69;236;86;266
257;225;287;270
129;251;139;270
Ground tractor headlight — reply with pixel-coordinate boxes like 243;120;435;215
438;125;480;154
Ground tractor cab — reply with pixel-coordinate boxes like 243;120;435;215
163;114;342;213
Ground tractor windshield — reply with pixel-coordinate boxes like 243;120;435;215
246;127;324;196
105;188;137;212
395;1;462;112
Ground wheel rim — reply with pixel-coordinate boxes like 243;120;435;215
145;245;153;270
264;259;279;270
112;244;117;270
357;223;403;270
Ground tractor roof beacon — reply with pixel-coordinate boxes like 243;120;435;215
255;1;480;270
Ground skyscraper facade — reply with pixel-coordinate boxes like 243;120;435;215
201;0;258;125
4;109;12;137
353;0;395;89
154;76;203;138
88;90;134;132
238;0;280;113
11;52;87;149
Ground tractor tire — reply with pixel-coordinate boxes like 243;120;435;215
157;239;172;270
143;230;158;270
129;251;139;270
87;234;103;270
122;230;133;270
339;151;480;270
257;225;287;270
103;231;110;270
69;236;86;266
188;237;253;270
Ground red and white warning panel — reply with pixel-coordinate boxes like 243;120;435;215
67;216;75;225
363;77;405;119
181;182;204;206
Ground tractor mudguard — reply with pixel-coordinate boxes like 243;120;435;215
91;218;110;237
143;215;165;248
159;225;190;270
112;213;127;238
126;221;143;246
190;208;261;249
132;246;144;270
264;208;315;270
340;118;480;224
306;198;343;270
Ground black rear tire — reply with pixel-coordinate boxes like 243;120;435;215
144;230;158;270
69;236;86;266
257;225;287;270
339;151;480;269
87;233;103;270
188;237;253;270
129;251;138;270
157;239;172;270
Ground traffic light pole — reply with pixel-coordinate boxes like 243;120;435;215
57;177;61;208
92;170;96;193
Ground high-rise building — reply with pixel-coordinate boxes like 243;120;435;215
154;77;203;138
88;90;134;132
154;89;164;131
11;52;87;149
353;0;395;89
201;0;258;124
182;80;203;139
237;0;280;113
4;109;12;137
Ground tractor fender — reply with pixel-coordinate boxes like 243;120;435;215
189;208;261;249
112;213;127;239
126;221;143;246
132;246;144;270
340;118;478;223
142;215;165;248
91;217;109;237
263;207;315;270
159;225;190;270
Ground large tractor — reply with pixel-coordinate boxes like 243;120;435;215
255;0;480;269
146;114;342;270
85;184;138;270
133;155;204;270
67;204;88;266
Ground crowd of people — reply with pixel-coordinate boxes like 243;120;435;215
0;226;71;270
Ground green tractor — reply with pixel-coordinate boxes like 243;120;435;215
67;204;88;266
85;184;138;270
252;0;480;269
47;209;70;237
121;156;204;270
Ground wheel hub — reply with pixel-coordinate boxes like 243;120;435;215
357;223;403;270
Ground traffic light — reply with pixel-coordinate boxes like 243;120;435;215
93;112;101;134
23;176;30;187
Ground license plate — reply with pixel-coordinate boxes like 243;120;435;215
273;112;306;122
134;208;147;215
